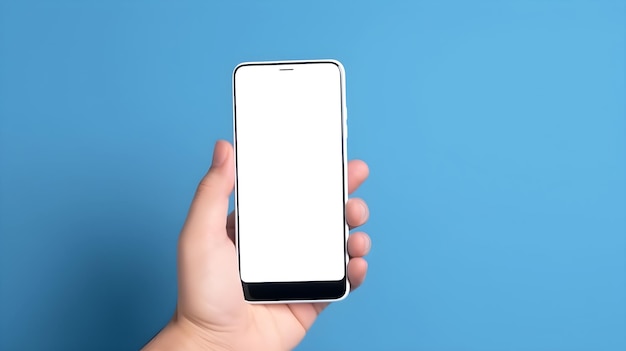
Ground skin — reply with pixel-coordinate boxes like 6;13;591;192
143;140;371;351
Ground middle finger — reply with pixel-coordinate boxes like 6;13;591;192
346;198;369;229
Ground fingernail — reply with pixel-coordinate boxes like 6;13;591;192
359;201;368;220
211;141;227;168
364;235;372;253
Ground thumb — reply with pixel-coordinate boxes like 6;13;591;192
180;140;234;246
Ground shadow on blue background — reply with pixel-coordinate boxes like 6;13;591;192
1;1;625;350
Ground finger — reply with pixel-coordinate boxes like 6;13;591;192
347;232;371;258
346;198;369;229
348;257;368;291
347;160;369;195
180;140;234;246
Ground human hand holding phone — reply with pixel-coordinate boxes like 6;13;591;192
142;140;371;351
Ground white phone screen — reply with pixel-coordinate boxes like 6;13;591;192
234;62;346;283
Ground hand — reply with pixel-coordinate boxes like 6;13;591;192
143;140;371;351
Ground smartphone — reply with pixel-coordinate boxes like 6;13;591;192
232;60;349;303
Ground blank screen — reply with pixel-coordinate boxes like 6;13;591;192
234;62;346;283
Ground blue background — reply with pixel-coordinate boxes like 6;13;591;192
1;0;625;350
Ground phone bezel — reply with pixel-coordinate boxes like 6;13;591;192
232;60;349;303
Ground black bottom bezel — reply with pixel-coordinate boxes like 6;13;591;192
242;278;347;302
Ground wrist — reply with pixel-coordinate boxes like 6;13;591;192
142;319;233;351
